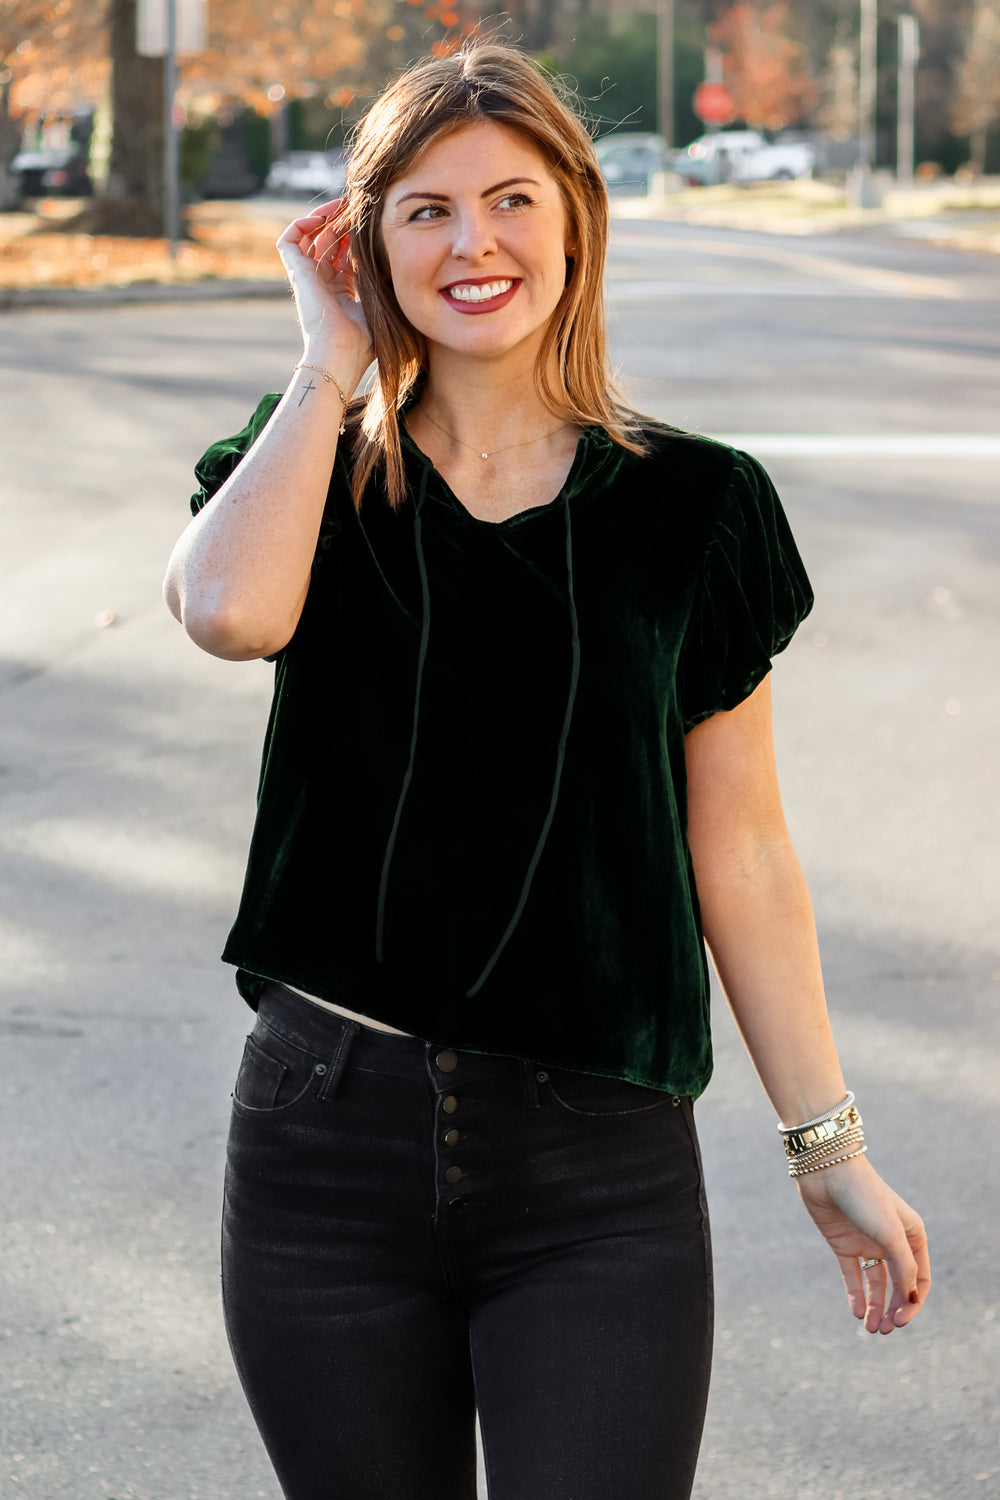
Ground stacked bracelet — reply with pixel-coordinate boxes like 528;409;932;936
294;362;350;434
778;1093;868;1178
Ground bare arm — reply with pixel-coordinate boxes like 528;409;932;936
163;201;373;661
685;675;930;1333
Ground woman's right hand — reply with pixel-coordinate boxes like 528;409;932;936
276;198;374;379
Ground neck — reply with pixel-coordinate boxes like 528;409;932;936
417;347;565;453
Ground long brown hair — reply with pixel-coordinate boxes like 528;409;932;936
337;40;647;509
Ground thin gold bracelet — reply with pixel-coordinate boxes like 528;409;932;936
294;362;349;434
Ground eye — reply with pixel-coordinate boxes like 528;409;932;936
497;191;533;211
408;202;448;222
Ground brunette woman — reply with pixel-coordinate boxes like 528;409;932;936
164;41;929;1500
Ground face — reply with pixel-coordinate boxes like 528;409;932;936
379;119;574;369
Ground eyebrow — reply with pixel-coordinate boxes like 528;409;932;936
394;177;541;205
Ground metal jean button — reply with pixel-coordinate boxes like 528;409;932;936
444;1128;459;1146
442;1095;458;1114
435;1049;459;1073
445;1165;463;1185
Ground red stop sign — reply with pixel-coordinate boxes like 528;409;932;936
693;82;734;126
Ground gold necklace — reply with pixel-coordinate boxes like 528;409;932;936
417;405;569;461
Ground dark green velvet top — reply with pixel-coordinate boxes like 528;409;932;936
190;396;813;1097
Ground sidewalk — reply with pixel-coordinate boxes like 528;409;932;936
0;198;289;308
611;175;1000;248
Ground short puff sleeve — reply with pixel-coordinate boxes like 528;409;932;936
677;449;813;733
189;393;282;516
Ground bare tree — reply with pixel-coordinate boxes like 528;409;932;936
815;22;856;144
952;0;1000;173
99;0;165;233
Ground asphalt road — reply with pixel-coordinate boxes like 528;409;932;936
1;223;999;1500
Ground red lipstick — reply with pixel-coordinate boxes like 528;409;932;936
439;278;521;315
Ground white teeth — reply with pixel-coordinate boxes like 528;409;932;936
448;279;513;302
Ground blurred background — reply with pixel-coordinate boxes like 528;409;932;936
1;0;1000;273
1;4;999;1500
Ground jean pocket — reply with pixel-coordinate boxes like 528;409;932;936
231;1027;322;1117
543;1067;681;1118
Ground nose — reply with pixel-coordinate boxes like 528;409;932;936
449;205;497;262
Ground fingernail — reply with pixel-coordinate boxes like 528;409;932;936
909;1290;919;1304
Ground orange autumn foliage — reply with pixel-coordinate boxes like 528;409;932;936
709;2;816;131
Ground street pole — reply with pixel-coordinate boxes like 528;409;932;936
859;0;877;179
897;14;919;189
164;0;180;256
704;45;724;137
656;0;674;148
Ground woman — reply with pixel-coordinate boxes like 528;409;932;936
163;41;929;1500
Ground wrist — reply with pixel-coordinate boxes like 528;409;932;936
300;344;366;393
779;1092;866;1179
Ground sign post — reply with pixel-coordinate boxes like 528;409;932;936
858;0;877;178
897;15;919;188
655;0;674;148
136;0;207;256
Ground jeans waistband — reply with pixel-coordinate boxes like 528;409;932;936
256;981;542;1092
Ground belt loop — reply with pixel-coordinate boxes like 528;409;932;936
521;1058;540;1109
318;1018;360;1102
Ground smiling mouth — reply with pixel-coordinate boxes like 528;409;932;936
443;279;516;304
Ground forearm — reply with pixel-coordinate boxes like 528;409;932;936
696;836;846;1127
163;348;361;661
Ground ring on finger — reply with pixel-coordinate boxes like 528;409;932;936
860;1258;883;1270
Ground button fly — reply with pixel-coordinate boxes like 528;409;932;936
445;1165;463;1185
435;1049;459;1073
444;1128;459;1146
442;1095;458;1114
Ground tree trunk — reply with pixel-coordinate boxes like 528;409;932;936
970;126;987;176
106;0;164;227
0;71;21;212
53;0;167;236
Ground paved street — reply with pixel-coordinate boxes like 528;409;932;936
1;223;999;1499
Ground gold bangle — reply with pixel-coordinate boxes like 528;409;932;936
294;362;350;434
781;1103;862;1158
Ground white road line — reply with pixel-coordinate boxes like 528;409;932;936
707;434;1000;457
608;280;889;298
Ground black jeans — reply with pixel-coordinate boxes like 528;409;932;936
222;983;713;1500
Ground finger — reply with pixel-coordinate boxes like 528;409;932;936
307;196;347;217
889;1230;931;1330
878;1218;925;1332
834;1252;866;1321
276;207;346;252
860;1259;891;1334
310;224;347;263
276;220;324;255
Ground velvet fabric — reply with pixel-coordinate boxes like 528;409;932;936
190;398;813;1097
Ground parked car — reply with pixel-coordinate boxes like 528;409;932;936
264;150;347;200
11;148;93;197
594;133;670;194
673;130;814;186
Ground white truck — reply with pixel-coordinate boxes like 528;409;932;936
676;130;815;186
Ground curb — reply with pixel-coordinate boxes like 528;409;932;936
0;278;290;311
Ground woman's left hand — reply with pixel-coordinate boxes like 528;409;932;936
795;1155;930;1334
